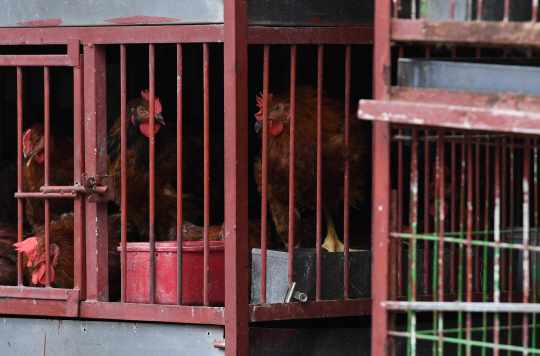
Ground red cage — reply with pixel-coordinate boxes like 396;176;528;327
0;1;375;354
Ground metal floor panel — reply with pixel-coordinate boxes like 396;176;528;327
0;317;224;355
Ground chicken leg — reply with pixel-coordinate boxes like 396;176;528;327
321;206;345;252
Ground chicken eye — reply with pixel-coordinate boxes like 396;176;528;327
274;105;280;111
138;106;147;113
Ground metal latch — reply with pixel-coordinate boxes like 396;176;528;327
284;282;308;303
82;173;115;203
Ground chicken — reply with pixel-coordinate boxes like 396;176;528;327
107;89;209;241
13;213;132;301
0;223;22;286
253;86;370;252
22;123;74;232
0;160;18;224
107;90;226;241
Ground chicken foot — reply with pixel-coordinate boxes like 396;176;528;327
321;206;359;252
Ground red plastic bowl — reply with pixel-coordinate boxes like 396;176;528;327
120;241;225;306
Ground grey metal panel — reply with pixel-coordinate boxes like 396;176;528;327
247;0;374;26
250;248;371;304
426;0;473;21
0;0;224;27
0;317;224;355
398;58;540;97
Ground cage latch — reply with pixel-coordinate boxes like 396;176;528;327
284;282;308;303
82;173;115;203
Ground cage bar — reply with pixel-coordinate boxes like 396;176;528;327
260;44;269;305
177;43;183;306
120;44;127;304
44;66;51;288
288;44;296;288
16;66;23;286
148;43;156;304
203;42;210;307
316;44;323;301
343;44;351;299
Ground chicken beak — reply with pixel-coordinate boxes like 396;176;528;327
24;151;37;166
155;113;165;126
254;119;263;133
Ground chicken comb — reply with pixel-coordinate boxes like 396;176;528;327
14;237;39;267
254;92;273;120
22;128;32;154
141;89;163;115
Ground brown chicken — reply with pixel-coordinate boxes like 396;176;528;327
13;213;130;301
22;123;74;232
107;90;213;241
253;86;370;252
0;223;21;286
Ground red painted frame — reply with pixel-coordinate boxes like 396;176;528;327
0;10;375;356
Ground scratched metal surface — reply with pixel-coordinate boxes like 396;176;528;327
0;0;373;27
0;317;225;355
0;0;224;27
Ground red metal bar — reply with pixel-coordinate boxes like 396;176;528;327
466;135;473;354
84;44;109;301
250;299;372;322
120;44;127;304
0;26;223;45
501;139;507;293
372;122;392;356
0;55;70;66
0;297;79;318
247;27;373;45
223;0;250;351
73;50;85;298
44;66;51;287
177;43;183;305
503;0;510;21
523;138;531;351
203;42;210;306
0;286;74;300
477;0;483;20
14;192;77;199
450;131;456;294
411;129;418;304
475;140;480;293
494;137;501;356
509;140;515;307
391;19;540;48
316;44;323;302
533;0;538;22
424;129;429;295
288;44;296;288
411;0;416;19
148;43;156;305
358;100;540;135
438;132;445;301
343;45;351;299
16;66;23;286
260;44;269;304
80;302;225;325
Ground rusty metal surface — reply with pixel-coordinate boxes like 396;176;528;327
288;45;296;289
249;299;372;322
223;0;250;353
203;42;211;307
84;44;109;302
358;100;540;135
316;45;323;301
80;301;226;325
148;44;156;305
391;19;540;47
176;43;183;306
0;25;224;45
